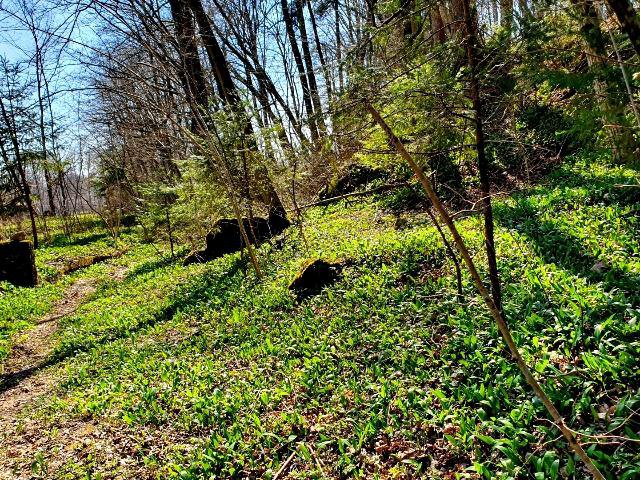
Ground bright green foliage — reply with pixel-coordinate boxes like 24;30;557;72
1;154;635;478
0;219;140;363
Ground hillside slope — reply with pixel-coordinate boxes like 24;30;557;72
1;156;639;479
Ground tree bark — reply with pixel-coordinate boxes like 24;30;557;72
168;0;209;131
29;33;57;216
431;6;447;44
281;0;319;142
461;0;502;311
0;98;39;248
604;0;640;57
296;0;325;134
500;0;513;29
334;0;343;92
306;0;332;100
185;0;239;106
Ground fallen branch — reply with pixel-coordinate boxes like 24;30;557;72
366;103;605;480
49;250;126;278
300;183;406;209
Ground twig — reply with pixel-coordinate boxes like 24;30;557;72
273;449;297;480
307;443;326;476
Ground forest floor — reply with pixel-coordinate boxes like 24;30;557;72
0;154;639;479
0;268;130;480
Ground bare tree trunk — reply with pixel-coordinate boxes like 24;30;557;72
168;0;209;131
296;0;325;134
281;0;320;142
306;0;332;100
461;0;502;311
42;64;67;215
431;6;447;44
517;0;531;19
186;0;239;105
32;36;56;215
500;0;513;29
334;0;343;92
425;206;463;300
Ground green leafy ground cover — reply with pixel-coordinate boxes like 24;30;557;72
2;156;639;478
0;226;143;364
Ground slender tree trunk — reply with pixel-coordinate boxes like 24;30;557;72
334;0;343;92
296;0;325;135
168;0;209;131
400;0;416;38
186;0;239;105
306;0;333;101
42;61;67;215
500;0;513;29
281;0;320;142
0;99;39;248
431;7;447;44
518;0;531;19
604;0;640;57
425;206;463;300
461;0;502;311
166;205;174;257
34;46;56;215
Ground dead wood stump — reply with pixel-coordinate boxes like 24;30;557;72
184;213;290;265
289;259;343;300
0;240;37;287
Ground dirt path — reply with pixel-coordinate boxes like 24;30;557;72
0;267;128;478
2;278;97;378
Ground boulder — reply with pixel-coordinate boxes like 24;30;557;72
120;214;137;227
289;259;343;300
184;212;290;265
0;240;37;287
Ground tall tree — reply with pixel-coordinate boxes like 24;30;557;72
185;0;287;221
168;0;209;131
306;0;332;100
281;0;320;142
0;69;38;248
500;0;513;29
295;0;324;133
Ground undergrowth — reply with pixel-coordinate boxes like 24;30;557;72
2;154;639;479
